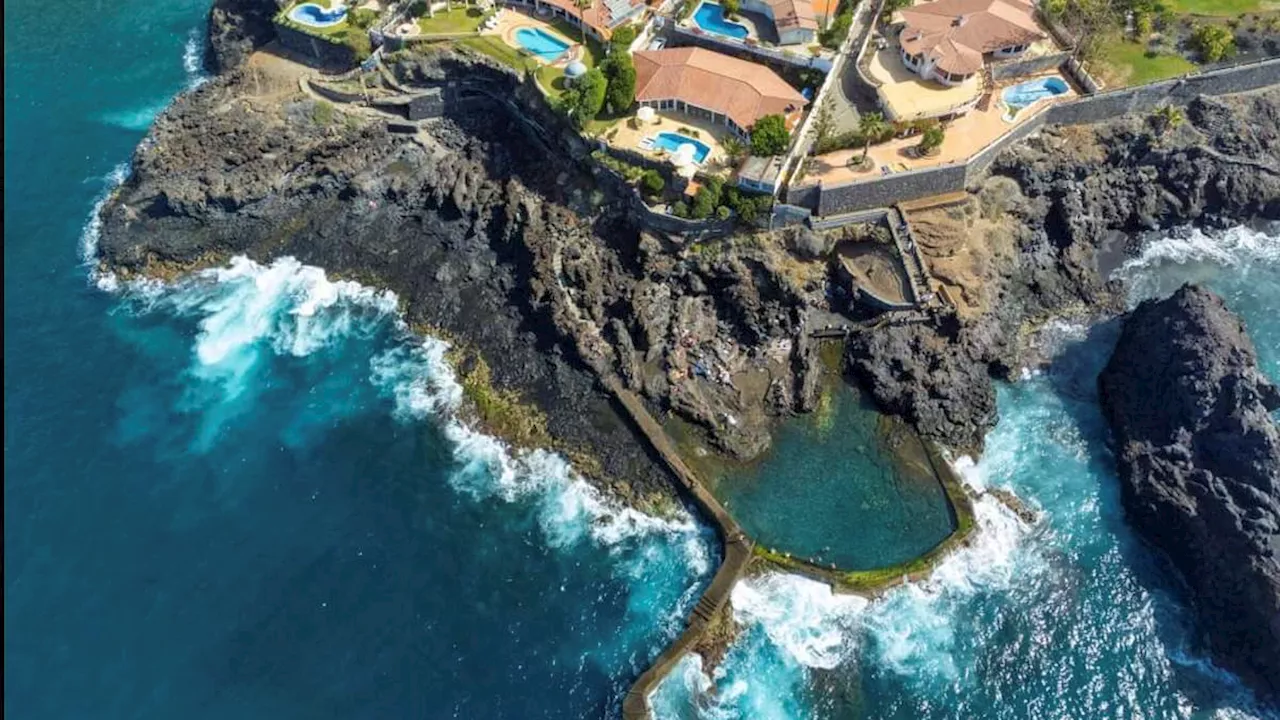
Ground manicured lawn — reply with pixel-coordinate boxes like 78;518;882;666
416;7;489;35
458;36;540;73
1093;37;1196;87
1167;0;1272;15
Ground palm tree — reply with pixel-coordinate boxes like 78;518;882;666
1152;105;1185;135
722;136;746;163
858;111;887;160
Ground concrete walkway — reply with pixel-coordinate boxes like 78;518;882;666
601;375;753;720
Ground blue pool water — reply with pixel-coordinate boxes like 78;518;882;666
288;2;348;27
693;2;749;40
1002;76;1069;109
515;27;571;62
653;132;711;163
713;377;955;570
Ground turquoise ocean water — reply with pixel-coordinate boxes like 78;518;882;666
5;0;1279;717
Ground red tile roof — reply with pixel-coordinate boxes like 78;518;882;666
633;47;808;130
898;0;1043;76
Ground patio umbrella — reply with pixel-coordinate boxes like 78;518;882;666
636;106;656;124
671;143;697;168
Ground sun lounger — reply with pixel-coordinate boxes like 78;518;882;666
880;165;891;175
639;138;655;150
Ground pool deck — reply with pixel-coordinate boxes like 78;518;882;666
604;110;737;176
868;46;983;121
489;9;584;66
807;70;1075;187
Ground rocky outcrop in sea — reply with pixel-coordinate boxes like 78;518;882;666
1098;284;1280;702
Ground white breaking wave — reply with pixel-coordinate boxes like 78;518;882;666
183;28;208;90
731;574;867;671
109;255;709;572
80;163;130;289
1115;224;1280;303
99;101;173;132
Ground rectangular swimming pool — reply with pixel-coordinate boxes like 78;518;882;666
652;132;711;164
692;2;749;40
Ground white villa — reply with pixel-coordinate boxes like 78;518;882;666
893;0;1044;85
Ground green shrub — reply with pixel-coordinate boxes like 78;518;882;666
672;201;689;218
918;124;945;153
610;23;638;48
559;67;607;127
723;0;741;17
1190;24;1235;63
345;30;373;61
600;53;636;114
640;169;665;196
749;114;790;156
312;100;335;125
820;0;853;49
716;205;731;220
349;7;378;29
408;0;429;17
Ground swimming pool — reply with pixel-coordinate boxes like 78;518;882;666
514;27;571;62
692;2;749;40
1002;76;1069;110
653;132;711;164
288;2;348;27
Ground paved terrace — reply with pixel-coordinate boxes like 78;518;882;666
605;111;738;176
805;70;1075;186
867;45;982;120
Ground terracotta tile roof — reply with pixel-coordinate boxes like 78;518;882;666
898;0;1043;76
537;0;644;39
767;0;819;31
633;47;808;130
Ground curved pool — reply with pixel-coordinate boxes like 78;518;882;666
1002;76;1069;110
288;2;348;27
514;27;571;62
693;2;749;40
654;132;711;164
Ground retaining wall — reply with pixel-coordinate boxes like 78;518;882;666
817;163;966;216
275;22;358;69
800;57;1280;215
991;51;1070;80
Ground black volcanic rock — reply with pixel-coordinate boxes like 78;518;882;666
206;0;282;74
1098;284;1280;701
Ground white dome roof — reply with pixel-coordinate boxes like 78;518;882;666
564;60;588;79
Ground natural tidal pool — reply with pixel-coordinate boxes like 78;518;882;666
707;361;956;570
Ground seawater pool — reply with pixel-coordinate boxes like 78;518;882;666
514;27;570;62
288;2;348;27
693;2;749;40
653;132;711;163
709;371;956;570
1002;76;1069;111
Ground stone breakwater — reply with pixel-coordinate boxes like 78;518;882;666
1099;284;1280;703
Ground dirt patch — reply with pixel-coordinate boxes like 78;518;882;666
906;178;1022;318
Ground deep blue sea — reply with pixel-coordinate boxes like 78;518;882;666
4;1;1279;718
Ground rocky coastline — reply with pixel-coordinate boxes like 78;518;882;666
94;0;1280;699
1098;285;1280;702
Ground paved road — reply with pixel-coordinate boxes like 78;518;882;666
827;1;882;134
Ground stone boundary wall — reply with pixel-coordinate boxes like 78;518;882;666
308;81;367;104
800;57;1280;215
817;163;966;216
275;22;357;69
991;51;1070;81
